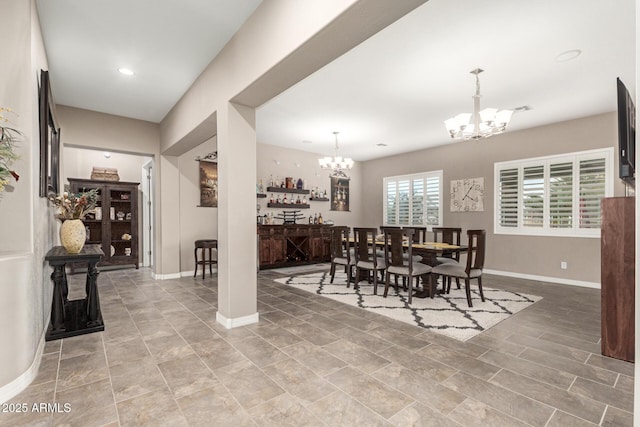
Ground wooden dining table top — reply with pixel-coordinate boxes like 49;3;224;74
347;237;465;252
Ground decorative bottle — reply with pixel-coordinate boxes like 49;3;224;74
313;213;318;224
318;213;323;224
283;194;288;204
296;178;303;190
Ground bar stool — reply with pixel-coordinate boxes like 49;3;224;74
194;239;217;279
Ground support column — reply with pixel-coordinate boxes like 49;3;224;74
216;102;258;328
157;154;181;278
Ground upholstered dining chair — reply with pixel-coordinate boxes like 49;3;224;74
432;227;462;292
432;229;486;307
432;227;462;264
382;228;432;304
353;227;386;294
329;226;354;284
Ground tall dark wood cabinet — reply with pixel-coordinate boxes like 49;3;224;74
68;178;140;270
600;197;634;362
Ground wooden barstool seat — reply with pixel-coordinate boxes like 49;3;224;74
194;239;217;279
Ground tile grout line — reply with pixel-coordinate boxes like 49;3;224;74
100;333;122;427
598;405;609;426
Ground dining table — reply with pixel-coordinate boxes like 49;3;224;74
347;237;468;298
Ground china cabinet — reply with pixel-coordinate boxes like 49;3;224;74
68;178;139;271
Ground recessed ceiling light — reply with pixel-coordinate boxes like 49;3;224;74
104;152;111;158
118;67;135;76
555;49;581;63
376;143;388;147
302;140;312;144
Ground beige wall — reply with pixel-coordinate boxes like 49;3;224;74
0;0;58;400
178;137;217;273
362;113;624;285
256;142;363;228
62;146;151;262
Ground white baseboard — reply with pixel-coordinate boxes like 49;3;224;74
483;269;600;289
152;272;182;280
216;311;259;329
180;269;218;278
0;329;46;404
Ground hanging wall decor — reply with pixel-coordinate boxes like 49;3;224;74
199;160;218;207
330;176;350;211
450;177;484;212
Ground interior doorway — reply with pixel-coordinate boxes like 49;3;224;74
142;160;154;268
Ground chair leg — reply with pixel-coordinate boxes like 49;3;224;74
456;278;461;289
464;278;473;307
330;263;336;283
383;271;390;298
209;248;213;276
478;276;485;302
446;276;452;294
402;277;407;290
202;249;206;280
354;267;360;289
428;273;435;299
373;269;378;295
193;247;198;278
407;274;413;305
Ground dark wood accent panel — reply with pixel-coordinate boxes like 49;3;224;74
258;224;332;269
601;197;635;362
68;178;140;271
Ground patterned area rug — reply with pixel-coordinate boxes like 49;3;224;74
274;271;542;341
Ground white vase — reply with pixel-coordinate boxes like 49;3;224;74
60;219;86;254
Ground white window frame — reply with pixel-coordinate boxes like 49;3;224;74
494;148;614;238
383;170;443;230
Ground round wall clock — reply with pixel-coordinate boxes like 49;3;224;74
450;177;485;212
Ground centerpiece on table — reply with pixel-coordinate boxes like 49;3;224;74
48;186;99;253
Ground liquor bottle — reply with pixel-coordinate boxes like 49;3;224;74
296;178;303;190
310;189;315;200
323;189;327;198
318;213;323;224
276;194;282;204
308;215;313;224
283;194;288;204
313;213;318;224
302;195;307;204
296;195;301;204
269;194;274;203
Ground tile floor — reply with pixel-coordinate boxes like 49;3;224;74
0;267;634;426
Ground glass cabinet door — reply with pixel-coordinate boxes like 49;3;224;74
109;188;133;259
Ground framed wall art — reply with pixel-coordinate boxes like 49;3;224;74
198;160;218;207
330;176;350;211
39;70;60;197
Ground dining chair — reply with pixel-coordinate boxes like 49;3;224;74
383;228;432;304
432;227;462;264
381;225;426;244
432;229;486;307
353;227;386;294
432;227;462;292
329;226;354;284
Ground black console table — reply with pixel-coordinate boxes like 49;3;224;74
45;245;104;341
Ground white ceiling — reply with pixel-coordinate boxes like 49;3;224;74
37;0;635;162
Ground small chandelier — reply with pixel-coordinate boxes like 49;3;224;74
318;131;353;178
444;68;513;140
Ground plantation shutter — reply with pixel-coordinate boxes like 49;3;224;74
397;179;410;225
579;158;606;229
385;180;397;225
522;165;544;227
498;168;518;227
383;171;442;229
425;175;440;226
411;178;424;225
549;162;573;228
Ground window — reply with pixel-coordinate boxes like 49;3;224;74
383;171;442;229
495;148;613;237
